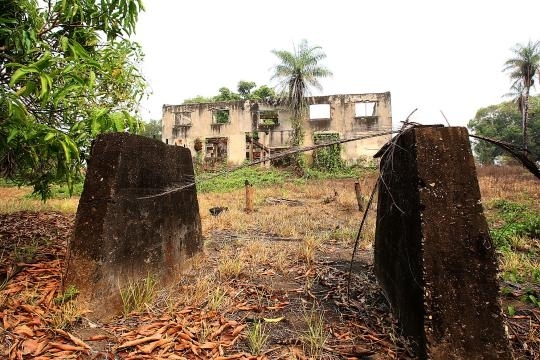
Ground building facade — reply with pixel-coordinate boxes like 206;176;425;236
162;92;392;165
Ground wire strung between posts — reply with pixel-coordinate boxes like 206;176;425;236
344;123;540;300
137;130;399;200
345;119;421;298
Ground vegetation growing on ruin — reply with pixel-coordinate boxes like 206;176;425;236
312;132;344;172
183;82;277;104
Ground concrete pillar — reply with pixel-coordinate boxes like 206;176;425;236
64;133;202;320
374;126;511;359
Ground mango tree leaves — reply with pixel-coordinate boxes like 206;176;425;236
0;0;147;199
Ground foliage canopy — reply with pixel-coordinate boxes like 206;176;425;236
139;119;162;139
183;81;276;104
0;0;147;199
468;95;540;164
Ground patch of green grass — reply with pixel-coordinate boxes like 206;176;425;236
195;165;377;193
499;249;540;285
196;166;290;193
0;177;18;187
302;306;328;358
54;285;80;305
303;165;373;180
489;199;540;250
207;287;226;311
246;321;268;355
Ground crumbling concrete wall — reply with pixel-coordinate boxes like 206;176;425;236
64;133;202;319
162;92;392;164
374;126;511;359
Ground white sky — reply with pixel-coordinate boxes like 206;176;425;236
133;0;540;128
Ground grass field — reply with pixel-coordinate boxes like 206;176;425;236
0;165;539;359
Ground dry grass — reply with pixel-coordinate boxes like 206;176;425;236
0;186;79;213
48;300;87;329
199;178;367;243
477;165;540;209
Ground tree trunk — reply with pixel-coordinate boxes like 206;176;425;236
523;87;530;151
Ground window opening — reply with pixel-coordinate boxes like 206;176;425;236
174;112;192;126
212;109;230;124
355;102;376;117
259;110;279;126
205;137;228;159
309;104;331;120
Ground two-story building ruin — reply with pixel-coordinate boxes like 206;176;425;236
161;92;392;165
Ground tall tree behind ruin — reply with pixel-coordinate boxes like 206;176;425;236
468;95;540;164
503;40;540;152
270;39;332;152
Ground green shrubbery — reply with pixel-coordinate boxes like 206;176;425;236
489;199;540;250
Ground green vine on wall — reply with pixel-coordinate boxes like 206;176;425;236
312;132;343;171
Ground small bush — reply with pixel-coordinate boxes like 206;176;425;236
312;133;344;172
25;181;84;199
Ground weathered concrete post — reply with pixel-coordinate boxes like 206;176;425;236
64;133;202;319
374;126;511;359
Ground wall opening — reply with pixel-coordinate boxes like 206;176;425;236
205;137;228;160
173;111;192;138
355;102;376;117
212;109;230;124
309;104;331;120
258;110;279;127
312;132;343;171
174;111;192;126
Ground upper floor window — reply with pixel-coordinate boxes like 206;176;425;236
309;104;331;120
355;102;376;118
174;111;192;126
259;110;279;127
212;109;230;124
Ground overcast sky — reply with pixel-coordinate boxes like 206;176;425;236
133;0;540;128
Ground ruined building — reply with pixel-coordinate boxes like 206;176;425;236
162;92;392;165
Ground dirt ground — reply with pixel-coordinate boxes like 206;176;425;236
0;172;539;359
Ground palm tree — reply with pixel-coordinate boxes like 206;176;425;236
503;82;525;115
271;40;332;147
503;40;540;151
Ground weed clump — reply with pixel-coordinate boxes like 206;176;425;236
119;274;157;315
